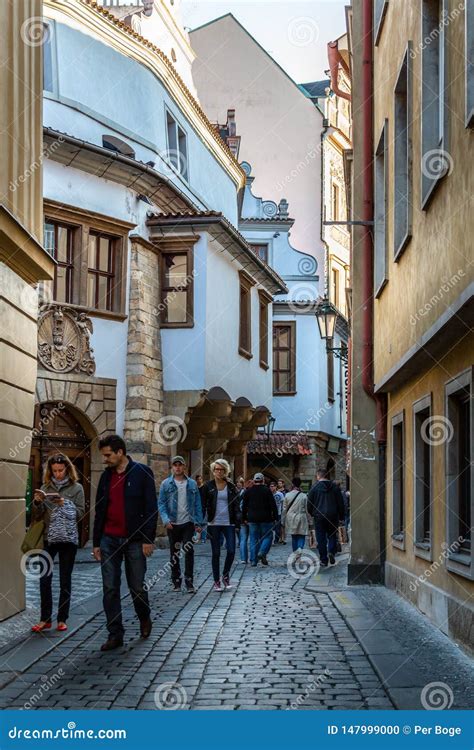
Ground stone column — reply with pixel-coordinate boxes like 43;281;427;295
0;1;55;620
123;236;169;483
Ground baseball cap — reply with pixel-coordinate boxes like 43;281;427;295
253;472;264;481
171;455;186;465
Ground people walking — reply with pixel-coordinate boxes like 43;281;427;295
30;454;85;633
270;481;285;544
241;473;278;566
158;456;203;594
195;474;207;543
281;478;311;554
307;469;345;567
93;435;157;651
238;478;252;563
277;479;287;542
201;459;240;591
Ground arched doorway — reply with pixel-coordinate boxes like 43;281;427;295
29;402;95;547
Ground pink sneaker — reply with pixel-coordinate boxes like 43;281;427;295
223;576;232;590
213;580;222;592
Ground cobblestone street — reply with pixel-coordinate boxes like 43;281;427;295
0;543;472;711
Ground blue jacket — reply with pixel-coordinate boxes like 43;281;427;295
158;475;203;526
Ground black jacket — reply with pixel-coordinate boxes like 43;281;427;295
241;484;278;524
307;480;344;523
93;458;157;547
201;479;241;526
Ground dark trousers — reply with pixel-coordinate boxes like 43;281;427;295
315;517;339;565
207;525;236;582
167;522;195;587
40;542;77;623
100;535;150;638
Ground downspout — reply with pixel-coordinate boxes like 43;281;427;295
361;0;387;576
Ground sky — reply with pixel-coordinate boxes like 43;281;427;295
181;0;348;84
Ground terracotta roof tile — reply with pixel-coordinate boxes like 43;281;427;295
247;433;313;456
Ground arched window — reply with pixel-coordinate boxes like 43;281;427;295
102;134;135;158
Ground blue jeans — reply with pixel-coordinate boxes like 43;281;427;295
314;518;338;565
100;535;150;639
273;517;282;544
249;522;273;564
292;534;306;552
239;524;250;562
208;525;236;582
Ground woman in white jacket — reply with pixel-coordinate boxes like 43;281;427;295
281;477;312;553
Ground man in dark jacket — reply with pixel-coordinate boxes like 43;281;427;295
241;473;278;566
307;469;344;567
93;435;157;651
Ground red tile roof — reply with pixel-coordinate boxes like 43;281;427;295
247;433;313;456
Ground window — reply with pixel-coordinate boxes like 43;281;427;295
374;0;389;45
44;221;75;304
374;120;389;296
258;291;271;369
160;250;193;327
394;47;412;259
331;182;340;221
413;396;432;558
87;234;117;312
332;268;340;309
446;369;473;579
392;412;405;547
42;201;130;318
43;23;54;93
102;135;135;159
238;271;254;358
421;0;449;206
466;0;474;127
166;111;188;180
327;347;335;403
249;244;269;263
273;322;296;395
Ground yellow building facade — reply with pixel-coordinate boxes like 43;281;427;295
372;0;473;648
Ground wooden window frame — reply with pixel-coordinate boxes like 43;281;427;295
238;270;254;359
273;321;296;396
374;119;389;297
258;289;272;370
413;394;433;561
374;0;389;45
445;367;473;580
249;243;269;264
44;219;75;305
391;410;405;549
159;244;194;328
87;232;117;313
393;45;413;261
43;200;132;320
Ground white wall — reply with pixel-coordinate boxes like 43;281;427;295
190;15;326;271
44;19;239;223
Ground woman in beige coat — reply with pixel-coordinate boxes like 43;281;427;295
281;477;312;553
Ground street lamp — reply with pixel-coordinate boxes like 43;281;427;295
315;296;348;363
259;415;276;437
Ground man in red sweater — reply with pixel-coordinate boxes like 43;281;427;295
93;435;157;651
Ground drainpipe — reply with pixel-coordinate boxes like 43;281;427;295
360;0;387;578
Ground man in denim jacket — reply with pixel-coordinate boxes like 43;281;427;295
158;456;203;593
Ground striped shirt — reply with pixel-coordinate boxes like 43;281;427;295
46;499;79;545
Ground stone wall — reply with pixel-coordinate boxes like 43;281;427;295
123;237;169;496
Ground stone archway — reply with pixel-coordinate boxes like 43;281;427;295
33;371;117;543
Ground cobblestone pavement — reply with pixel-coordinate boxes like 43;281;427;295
0;543;472;711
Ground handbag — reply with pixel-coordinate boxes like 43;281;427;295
21;520;45;553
